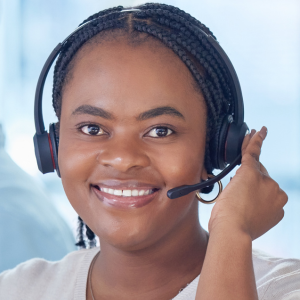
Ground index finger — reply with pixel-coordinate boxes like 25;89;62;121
241;129;256;153
241;126;268;168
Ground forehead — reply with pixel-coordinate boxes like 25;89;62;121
61;36;206;119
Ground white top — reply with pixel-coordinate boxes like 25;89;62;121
1;247;300;300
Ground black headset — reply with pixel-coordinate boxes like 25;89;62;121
33;8;248;199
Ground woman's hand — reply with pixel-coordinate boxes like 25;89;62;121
196;127;288;300
209;126;288;240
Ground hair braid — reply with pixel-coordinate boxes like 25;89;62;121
75;216;97;249
78;6;124;26
137;3;215;38
75;216;86;249
86;224;96;248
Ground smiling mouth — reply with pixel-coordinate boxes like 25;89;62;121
91;185;160;209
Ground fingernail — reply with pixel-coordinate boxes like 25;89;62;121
259;126;268;140
250;129;256;138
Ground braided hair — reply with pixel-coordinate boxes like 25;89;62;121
52;3;233;248
75;216;96;249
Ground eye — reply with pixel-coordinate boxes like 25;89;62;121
80;124;105;136
147;127;173;138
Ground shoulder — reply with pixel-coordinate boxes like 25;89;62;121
253;249;300;300
0;247;99;300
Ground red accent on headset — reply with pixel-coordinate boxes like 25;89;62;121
48;133;56;169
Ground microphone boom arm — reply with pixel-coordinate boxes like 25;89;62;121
167;154;241;199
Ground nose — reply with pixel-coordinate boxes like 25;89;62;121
97;137;151;173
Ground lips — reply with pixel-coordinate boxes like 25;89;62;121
91;181;160;209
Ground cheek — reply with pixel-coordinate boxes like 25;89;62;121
58;136;99;214
153;141;205;190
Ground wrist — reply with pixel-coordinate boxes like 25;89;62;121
208;219;253;242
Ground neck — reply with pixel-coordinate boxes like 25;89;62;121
90;205;208;300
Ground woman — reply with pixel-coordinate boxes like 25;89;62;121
0;3;298;300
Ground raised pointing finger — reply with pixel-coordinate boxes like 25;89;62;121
241;129;255;153
241;126;268;167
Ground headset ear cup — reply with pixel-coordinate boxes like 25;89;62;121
33;132;55;174
225;122;249;164
210;121;222;171
213;115;233;170
49;123;61;177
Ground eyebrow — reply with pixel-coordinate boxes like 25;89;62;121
72;105;114;120
72;105;185;121
137;106;185;121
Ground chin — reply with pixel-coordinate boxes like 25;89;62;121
91;207;176;252
97;225;160;252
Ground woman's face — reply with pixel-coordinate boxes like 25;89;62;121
59;37;208;250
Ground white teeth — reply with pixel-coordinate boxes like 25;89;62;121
132;190;139;196
100;187;155;197
113;190;122;196
123;190;132;197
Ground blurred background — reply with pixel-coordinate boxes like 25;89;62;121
0;0;299;270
